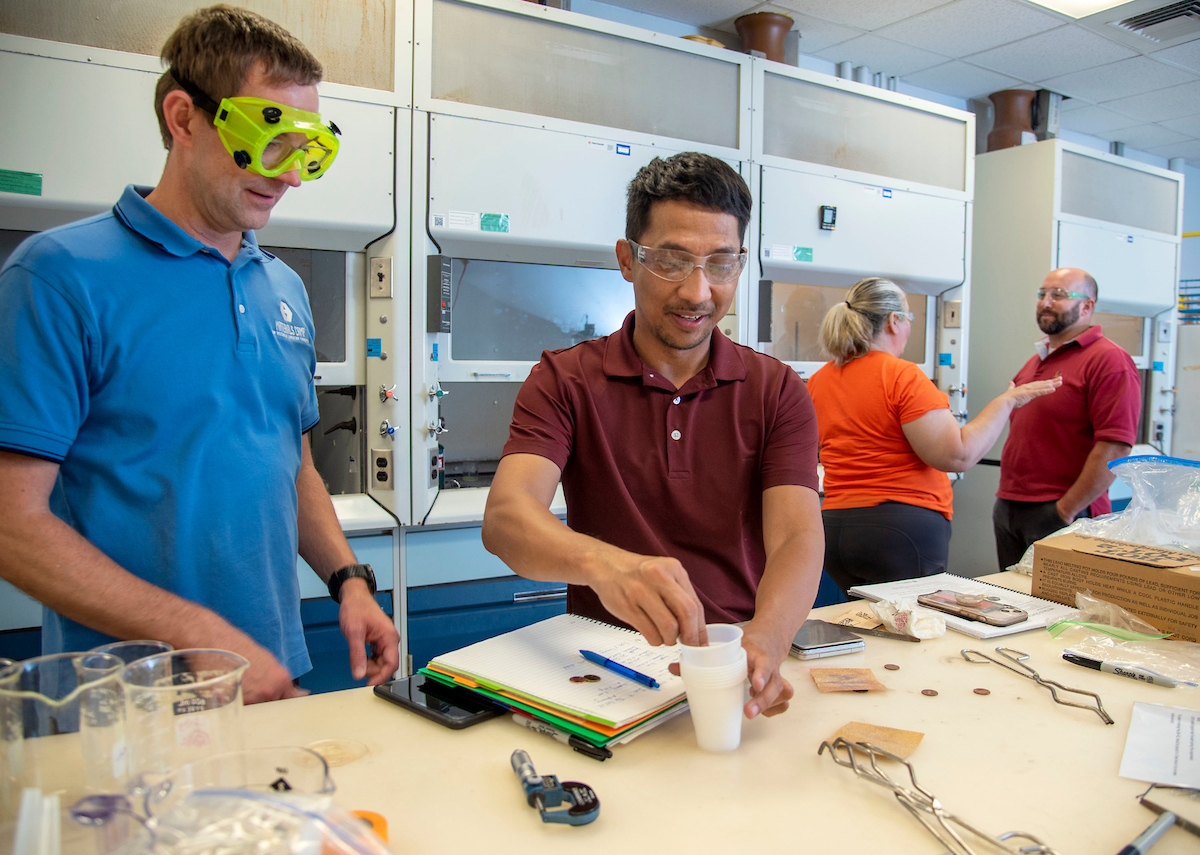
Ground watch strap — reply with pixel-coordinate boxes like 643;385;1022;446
327;563;376;603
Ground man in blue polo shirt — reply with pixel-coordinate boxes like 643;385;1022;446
0;6;398;703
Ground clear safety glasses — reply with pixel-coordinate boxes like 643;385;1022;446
628;240;747;284
170;69;340;180
1036;288;1090;303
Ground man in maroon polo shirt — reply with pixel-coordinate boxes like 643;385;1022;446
482;153;823;720
993;267;1141;571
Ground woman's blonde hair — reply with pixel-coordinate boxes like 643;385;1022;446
819;277;907;367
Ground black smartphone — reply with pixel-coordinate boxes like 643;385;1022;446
374;674;505;729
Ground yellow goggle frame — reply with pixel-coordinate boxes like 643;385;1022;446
211;96;340;181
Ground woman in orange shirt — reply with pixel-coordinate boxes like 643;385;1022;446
807;277;1059;593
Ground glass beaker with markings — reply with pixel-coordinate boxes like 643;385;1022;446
120;649;249;792
0;652;126;831
90;640;173;666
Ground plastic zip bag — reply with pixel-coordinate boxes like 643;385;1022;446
1009;455;1200;575
113;791;395;855
1049;590;1200;687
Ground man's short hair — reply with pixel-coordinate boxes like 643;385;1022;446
154;4;323;150
625;152;752;244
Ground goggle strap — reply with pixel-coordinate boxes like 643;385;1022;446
168;68;222;118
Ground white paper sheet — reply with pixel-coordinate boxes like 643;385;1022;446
1118;702;1200;787
847;573;1077;639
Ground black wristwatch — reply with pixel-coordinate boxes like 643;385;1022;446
327;563;377;603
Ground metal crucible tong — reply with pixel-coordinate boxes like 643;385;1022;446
961;647;1114;725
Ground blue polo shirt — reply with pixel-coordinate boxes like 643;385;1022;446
0;185;319;676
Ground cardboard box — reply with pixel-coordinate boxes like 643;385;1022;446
1031;533;1200;642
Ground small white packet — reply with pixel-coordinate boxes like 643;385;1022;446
869;598;946;640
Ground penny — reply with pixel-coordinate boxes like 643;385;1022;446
569;675;587;683
921;689;938;697
974;688;991;695
884;664;900;671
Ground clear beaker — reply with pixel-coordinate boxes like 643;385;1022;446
141;745;335;817
0;652;126;836
90;640;173;666
120;650;250;791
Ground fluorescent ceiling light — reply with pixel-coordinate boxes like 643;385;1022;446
1025;0;1129;18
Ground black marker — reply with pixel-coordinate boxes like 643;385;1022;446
512;714;613;761
1062;652;1177;688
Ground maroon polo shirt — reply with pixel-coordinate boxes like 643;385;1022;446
998;325;1141;516
503;311;819;625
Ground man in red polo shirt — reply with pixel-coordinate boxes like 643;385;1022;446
482;153;823;719
993;267;1141;570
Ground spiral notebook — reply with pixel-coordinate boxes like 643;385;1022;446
428;613;686;728
847;573;1076;639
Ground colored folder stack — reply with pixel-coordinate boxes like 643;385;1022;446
423;613;688;750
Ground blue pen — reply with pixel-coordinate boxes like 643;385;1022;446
579;650;660;689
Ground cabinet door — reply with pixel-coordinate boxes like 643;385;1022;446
408;577;567;671
297;533;395;600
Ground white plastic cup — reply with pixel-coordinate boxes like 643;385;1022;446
679;623;744;668
680;644;748;752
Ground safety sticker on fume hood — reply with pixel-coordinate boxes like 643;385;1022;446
585;140;632;155
767;245;813;263
445;210;510;233
448;211;481;230
481;213;510;233
0;169;41;196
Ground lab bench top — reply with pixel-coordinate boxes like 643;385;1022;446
246;572;1198;854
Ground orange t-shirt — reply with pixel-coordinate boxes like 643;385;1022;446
807;351;953;519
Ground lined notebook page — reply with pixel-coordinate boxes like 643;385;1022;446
430;613;686;726
847;573;1076;639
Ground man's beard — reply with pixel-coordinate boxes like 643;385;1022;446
1038;301;1081;335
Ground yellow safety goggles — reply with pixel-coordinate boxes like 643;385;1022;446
170;69;341;180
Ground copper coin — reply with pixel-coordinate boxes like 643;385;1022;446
583;674;602;682
921;689;938;697
884;664;900;671
569;675;587;683
974;688;991;695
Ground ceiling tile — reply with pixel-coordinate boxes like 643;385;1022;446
1161;114;1200;136
1098;124;1190;149
1152;40;1200;75
706;3;865;50
902;60;1024;99
1039;56;1197;102
1101;80;1200;122
764;6;864;51
597;0;760;29
813;33;949;76
1057;104;1141;135
1144;139;1200;161
773;0;952;31
874;0;1061;58
967;24;1137;82
1057;95;1096;111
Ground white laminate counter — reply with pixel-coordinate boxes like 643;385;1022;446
242;573;1198;854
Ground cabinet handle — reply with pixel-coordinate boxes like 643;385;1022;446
513;588;568;603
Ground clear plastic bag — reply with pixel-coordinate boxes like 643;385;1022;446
112;791;395;855
869;599;946;639
1009;455;1200;575
1049;591;1200;687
